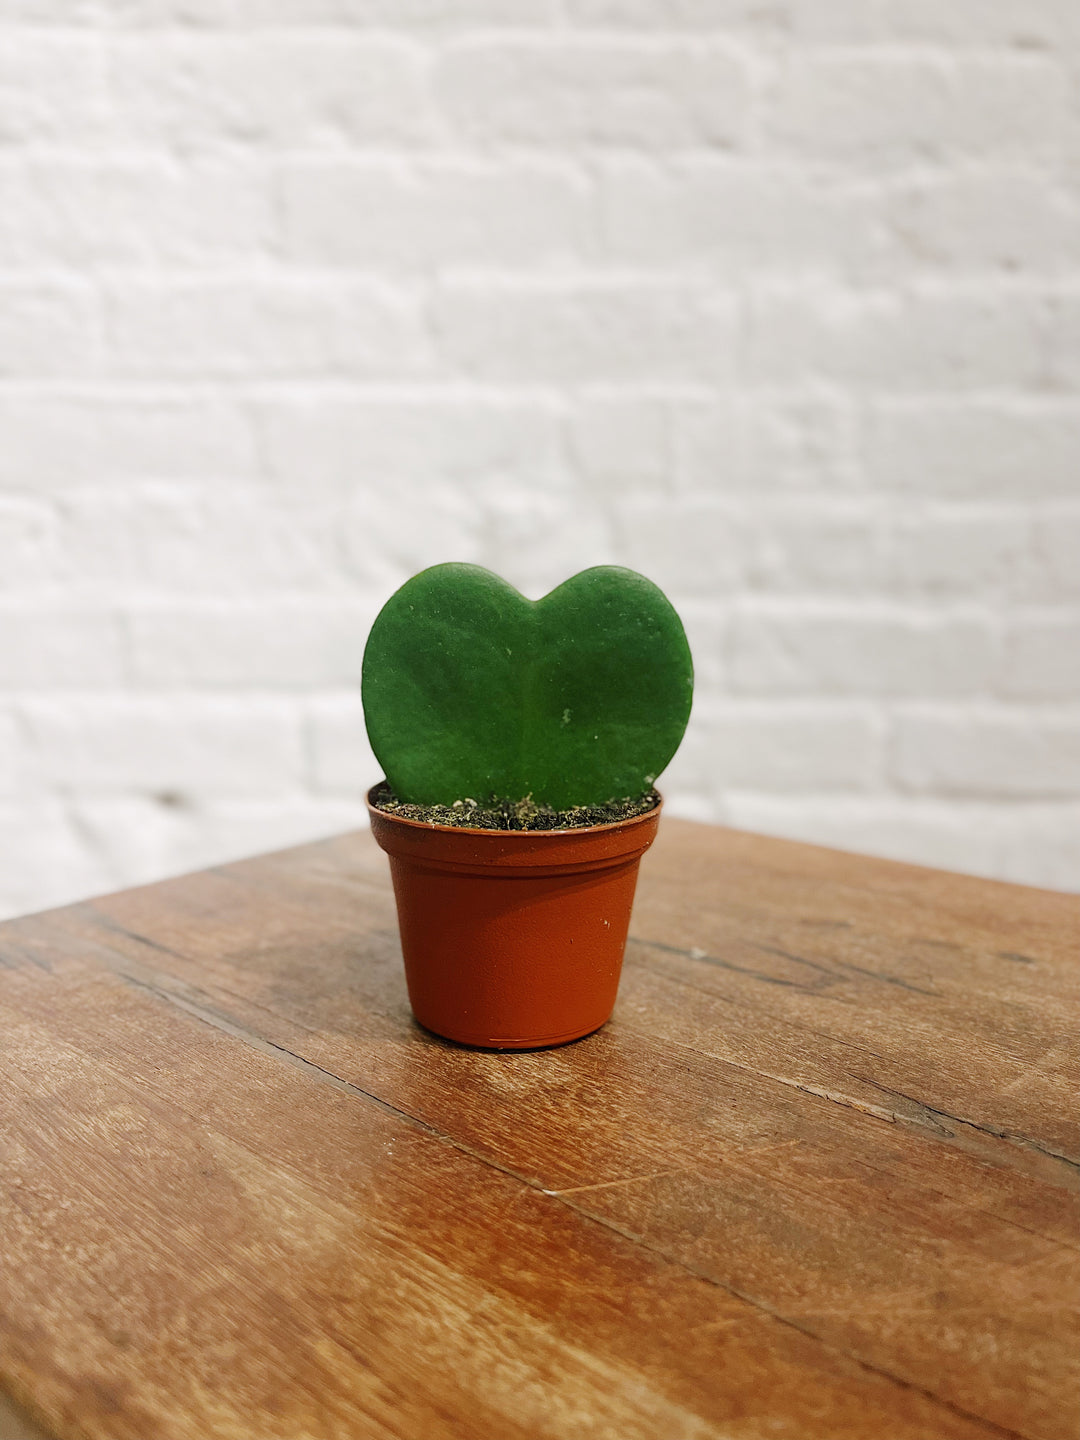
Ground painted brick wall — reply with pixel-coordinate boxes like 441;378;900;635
1;0;1078;918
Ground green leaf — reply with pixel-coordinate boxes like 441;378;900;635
362;563;693;809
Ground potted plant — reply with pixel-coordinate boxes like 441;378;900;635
362;563;693;1049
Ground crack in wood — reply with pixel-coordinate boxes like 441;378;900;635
119;971;446;1139
635;935;940;999
0;942;53;973
87;909;191;965
826;957;940;997
628;939;1078;1173
854;1077;1080;1172
752;943;843;979
627;937;827;992
648;1024;1080;1182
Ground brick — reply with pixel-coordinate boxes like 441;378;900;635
880;171;1078;278
654;789;719;826
128;601;378;688
671;599;728;694
998;616;1080;700
944;54;1077;163
654;710;724;812
1027;508;1080;602
699;701;883;791
568;0;786;28
791;0;1080;48
106;35;434;148
611;498;744;599
747;285;1049;391
339;475;486;594
567;395;671;498
0;282;99;379
57;486;340;596
718;794;1004;884
307;694;378;795
103;280;431;379
65;795;368;902
785;0;919;42
993;804;1080;890
0;802;113;922
885;508;1029;599
254;395;564;498
737;793;1080;891
675;395;860;493
673;397;753;493
436;41;749;149
0;396;257;493
0;36;102;143
0;499;59;590
767;55;1068;166
0;157;276;269
773;55;951;165
0;607;126;688
347;0;557;22
863;401;1080;499
18;696;305;794
101;0;558;25
741;500;883;593
470;491;617;601
1046;291;1080;389
597;158;880;278
279;159;593;271
0;708;21;797
0;0;98;19
435;280;738;383
731;606;998;697
893;707;1080;797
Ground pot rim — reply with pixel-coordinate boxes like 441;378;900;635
366;782;662;839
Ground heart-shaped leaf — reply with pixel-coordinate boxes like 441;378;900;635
362;564;693;809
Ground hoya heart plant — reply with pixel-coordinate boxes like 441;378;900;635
362;563;693;825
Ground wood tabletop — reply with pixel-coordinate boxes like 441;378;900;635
1;819;1077;1440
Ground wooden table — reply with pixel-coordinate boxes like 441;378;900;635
1;820;1077;1440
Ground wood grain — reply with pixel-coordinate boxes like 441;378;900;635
1;820;1077;1440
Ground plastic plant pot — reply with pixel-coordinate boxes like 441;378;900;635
367;785;662;1050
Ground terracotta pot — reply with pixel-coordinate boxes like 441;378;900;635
366;787;662;1050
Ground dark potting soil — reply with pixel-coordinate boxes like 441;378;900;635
370;781;660;831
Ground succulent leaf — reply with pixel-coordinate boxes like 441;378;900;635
362;563;693;809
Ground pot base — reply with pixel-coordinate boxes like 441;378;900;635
416;1017;608;1052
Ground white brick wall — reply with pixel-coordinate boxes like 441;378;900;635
1;1;1078;918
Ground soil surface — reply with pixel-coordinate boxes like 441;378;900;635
370;781;660;831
